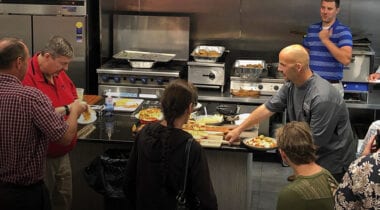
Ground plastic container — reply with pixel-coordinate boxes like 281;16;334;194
105;92;114;113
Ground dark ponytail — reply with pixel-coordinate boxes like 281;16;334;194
159;79;197;187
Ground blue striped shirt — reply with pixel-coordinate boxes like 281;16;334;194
303;19;353;81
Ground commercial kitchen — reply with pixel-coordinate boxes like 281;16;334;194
1;0;380;210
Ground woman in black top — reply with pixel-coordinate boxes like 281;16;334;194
124;79;218;210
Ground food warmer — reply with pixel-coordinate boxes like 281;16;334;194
230;60;284;96
188;46;226;92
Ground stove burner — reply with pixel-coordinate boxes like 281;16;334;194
102;59;130;68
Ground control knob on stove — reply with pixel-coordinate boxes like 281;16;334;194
129;77;136;84
258;84;263;90
101;75;109;82
113;76;121;83
273;85;279;91
156;78;164;85
141;77;148;84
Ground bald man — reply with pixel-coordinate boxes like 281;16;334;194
226;44;356;182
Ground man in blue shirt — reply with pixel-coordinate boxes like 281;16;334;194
303;0;352;96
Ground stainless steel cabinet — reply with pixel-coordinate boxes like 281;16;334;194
0;15;32;54
33;16;87;88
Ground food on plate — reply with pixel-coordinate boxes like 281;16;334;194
82;107;92;121
137;107;163;122
194;114;223;125
183;120;231;133
114;99;139;109
231;89;260;97
245;135;277;149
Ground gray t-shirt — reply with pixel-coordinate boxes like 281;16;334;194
265;74;356;174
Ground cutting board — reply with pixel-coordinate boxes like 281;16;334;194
113;98;144;112
83;95;102;105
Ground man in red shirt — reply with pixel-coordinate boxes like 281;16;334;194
23;36;81;210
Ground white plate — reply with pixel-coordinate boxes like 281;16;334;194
242;136;278;151
78;110;97;124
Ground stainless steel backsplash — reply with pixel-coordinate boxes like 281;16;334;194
101;0;380;70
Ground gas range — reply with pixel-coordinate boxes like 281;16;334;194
97;59;185;98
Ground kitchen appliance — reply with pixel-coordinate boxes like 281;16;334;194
230;60;284;96
343;45;376;103
97;14;189;98
230;77;284;96
97;59;184;98
0;1;88;89
113;50;176;69
188;45;226;92
188;61;226;92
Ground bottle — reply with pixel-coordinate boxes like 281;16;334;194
104;91;114;115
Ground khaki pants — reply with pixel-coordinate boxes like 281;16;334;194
45;154;72;210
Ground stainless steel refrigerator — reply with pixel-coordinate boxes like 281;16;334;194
0;2;87;89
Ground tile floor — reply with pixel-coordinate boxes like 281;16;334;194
250;151;293;210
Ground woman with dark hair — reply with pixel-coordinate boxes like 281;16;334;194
124;79;218;210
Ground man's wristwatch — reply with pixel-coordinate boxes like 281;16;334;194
64;105;70;115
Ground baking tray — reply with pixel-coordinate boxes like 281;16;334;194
113;50;176;62
191;46;225;63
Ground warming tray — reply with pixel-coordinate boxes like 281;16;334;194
191;46;225;63
113;50;176;68
113;50;176;62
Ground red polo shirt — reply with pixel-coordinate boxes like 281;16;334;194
22;53;78;157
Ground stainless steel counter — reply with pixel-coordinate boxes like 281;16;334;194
198;89;270;104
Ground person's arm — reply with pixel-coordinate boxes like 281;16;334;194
319;29;352;66
57;100;87;146
368;73;380;81
361;135;378;156
225;104;274;142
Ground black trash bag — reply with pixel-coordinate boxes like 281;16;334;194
84;149;129;199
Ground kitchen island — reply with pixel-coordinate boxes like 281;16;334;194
72;110;261;210
71;92;380;210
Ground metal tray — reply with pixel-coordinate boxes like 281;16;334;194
129;60;155;68
191;46;225;63
233;59;266;79
113;50;176;62
233;59;266;69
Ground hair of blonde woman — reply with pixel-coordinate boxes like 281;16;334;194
276;121;317;165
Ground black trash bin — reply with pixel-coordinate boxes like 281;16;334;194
84;149;129;210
